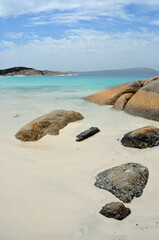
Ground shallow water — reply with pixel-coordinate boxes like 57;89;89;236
0;74;152;136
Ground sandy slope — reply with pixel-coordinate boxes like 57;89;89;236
0;100;159;240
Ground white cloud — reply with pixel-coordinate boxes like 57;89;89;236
151;20;159;25
0;1;159;71
5;32;24;39
5;32;38;40
0;28;159;71
0;0;159;22
0;40;15;48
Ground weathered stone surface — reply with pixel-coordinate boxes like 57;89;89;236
113;93;133;110
121;126;159;149
125;79;159;121
94;163;149;203
100;202;131;220
142;76;159;86
76;127;100;142
85;81;142;105
15;110;84;141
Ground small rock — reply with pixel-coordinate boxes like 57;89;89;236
13;114;20;118
95;163;149;203
76;127;100;142
100;202;131;220
121;126;159;149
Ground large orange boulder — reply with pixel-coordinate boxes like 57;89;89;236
15;110;84;141
125;79;159;121
85;81;142;105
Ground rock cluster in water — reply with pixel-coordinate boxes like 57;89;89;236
85;76;159;121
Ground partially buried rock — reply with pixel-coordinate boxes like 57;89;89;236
121;126;159;149
95;163;149;203
100;202;131;220
76;127;100;141
15;110;84;141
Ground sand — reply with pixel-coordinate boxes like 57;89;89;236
0;95;159;240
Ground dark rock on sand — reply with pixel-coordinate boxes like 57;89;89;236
76;127;100;142
100;202;131;220
95;163;149;203
13;114;20;118
121;126;159;149
15;110;84;141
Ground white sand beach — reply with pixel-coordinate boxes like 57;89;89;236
0;92;159;240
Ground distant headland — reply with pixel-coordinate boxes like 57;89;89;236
0;67;71;76
74;67;159;76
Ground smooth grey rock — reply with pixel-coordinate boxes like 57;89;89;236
100;202;131;220
95;163;149;203
76;127;100;141
121;126;159;149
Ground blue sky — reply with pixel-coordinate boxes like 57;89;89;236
0;0;159;71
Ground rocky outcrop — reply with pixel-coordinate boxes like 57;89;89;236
0;67;70;76
113;93;133;110
85;81;142;105
121;126;159;149
85;76;159;121
76;127;100;142
125;79;159;121
15;110;84;141
100;202;131;220
142;76;159;86
94;163;149;203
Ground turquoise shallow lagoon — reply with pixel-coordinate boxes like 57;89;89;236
0;74;153;92
0;74;154;105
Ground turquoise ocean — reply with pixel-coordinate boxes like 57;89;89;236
0;74;153;95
